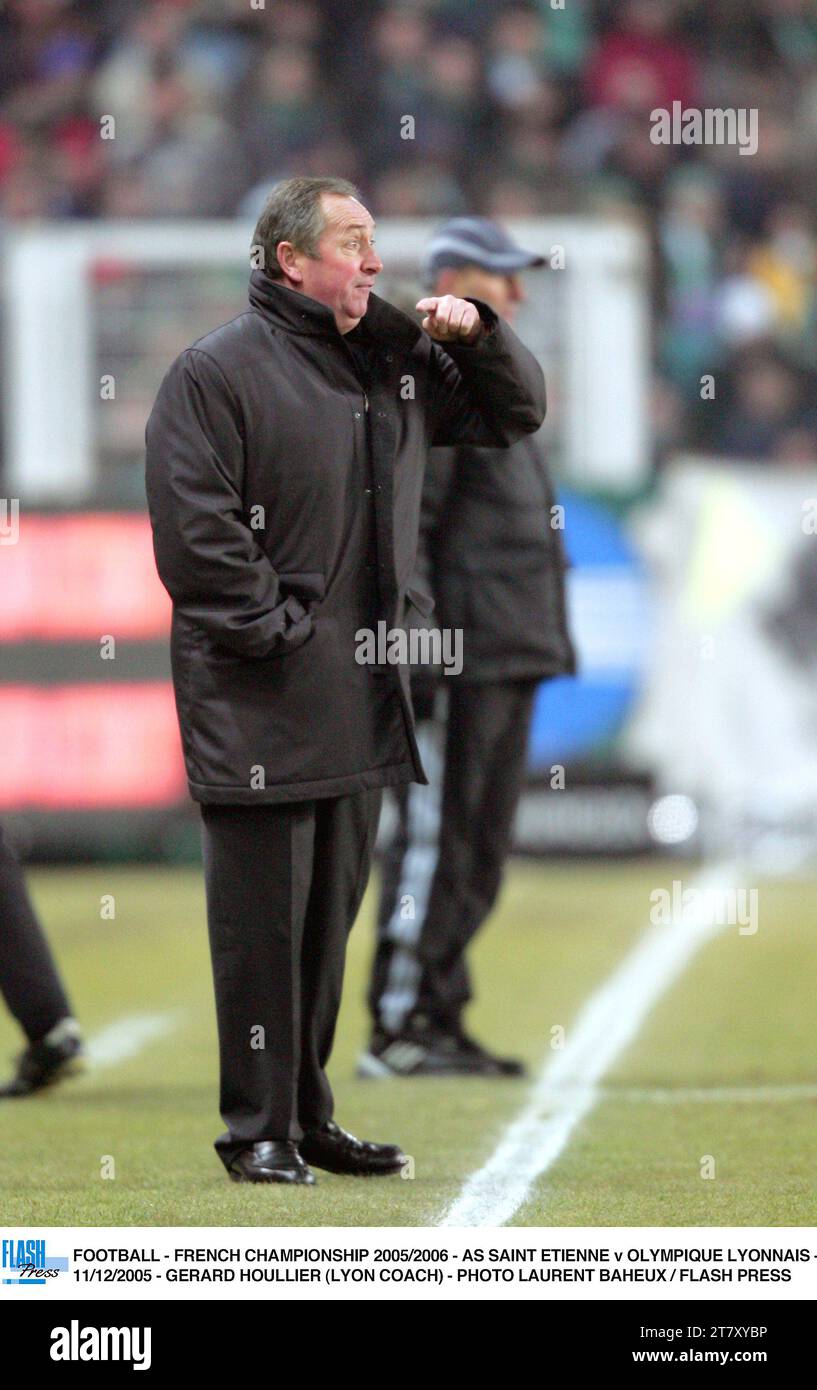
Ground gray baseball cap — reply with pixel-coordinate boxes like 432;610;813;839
423;216;546;285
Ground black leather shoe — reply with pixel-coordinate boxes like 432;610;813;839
300;1120;407;1175
358;1024;527;1079
452;1027;527;1078
227;1141;316;1185
0;1017;85;1098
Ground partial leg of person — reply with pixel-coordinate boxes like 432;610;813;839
202;793;403;1179
295;787;406;1174
415;678;539;1030
366;781;411;1018
0;820;83;1097
0;821;74;1039
358;681;538;1077
298;787;383;1130
200;800;317;1171
366;690;446;1037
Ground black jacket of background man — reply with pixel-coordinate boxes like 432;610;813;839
413;432;577;685
144;269;546;805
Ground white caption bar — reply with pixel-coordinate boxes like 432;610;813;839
2;1229;816;1301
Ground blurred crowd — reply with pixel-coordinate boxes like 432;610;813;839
2;0;817;468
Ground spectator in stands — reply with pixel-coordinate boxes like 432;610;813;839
1;0;816;472
703;345;817;462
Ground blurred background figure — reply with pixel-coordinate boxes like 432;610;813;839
0;821;84;1097
361;218;576;1078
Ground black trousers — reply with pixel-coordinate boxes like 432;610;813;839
200;788;382;1168
0;820;73;1042
369;679;539;1033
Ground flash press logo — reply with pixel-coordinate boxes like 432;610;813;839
2;1237;69;1285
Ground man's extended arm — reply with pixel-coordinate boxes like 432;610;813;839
144;348;312;659
425;296;546;448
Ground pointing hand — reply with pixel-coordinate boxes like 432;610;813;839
415;295;483;345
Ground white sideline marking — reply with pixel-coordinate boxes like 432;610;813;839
438;865;736;1228
85;1011;184;1068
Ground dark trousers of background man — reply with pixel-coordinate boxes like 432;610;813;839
0;820;73;1040
200;788;382;1169
369;677;539;1035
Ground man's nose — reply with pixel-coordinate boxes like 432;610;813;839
363;245;383;274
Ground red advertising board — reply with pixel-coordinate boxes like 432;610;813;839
1;513;170;639
2;514;185;809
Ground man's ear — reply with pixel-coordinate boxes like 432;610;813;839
276;242;303;285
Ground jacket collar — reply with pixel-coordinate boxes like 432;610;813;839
248;269;423;353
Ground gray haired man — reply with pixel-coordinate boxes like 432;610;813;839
145;184;547;1180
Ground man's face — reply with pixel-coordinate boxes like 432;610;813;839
436;265;525;324
284;193;383;333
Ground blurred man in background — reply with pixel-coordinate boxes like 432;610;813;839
0;821;84;1097
362;218;576;1079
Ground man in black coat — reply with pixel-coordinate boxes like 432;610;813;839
144;178;546;1183
362;218;576;1079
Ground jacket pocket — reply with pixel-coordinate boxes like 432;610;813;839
194;573;324;666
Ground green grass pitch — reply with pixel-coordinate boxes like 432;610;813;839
1;861;816;1227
